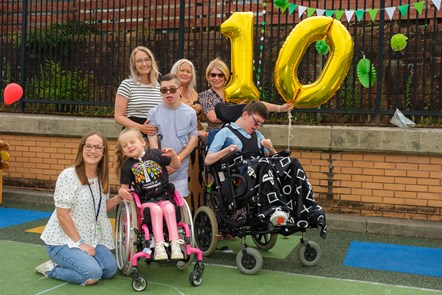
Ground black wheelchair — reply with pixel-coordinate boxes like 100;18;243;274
193;103;327;275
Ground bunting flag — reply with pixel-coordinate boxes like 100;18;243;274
273;0;440;22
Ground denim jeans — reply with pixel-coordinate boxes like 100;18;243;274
46;244;117;285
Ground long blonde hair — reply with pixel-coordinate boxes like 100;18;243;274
129;46;160;85
114;128;146;177
72;131;110;194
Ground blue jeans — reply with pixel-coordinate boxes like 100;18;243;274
46;244;117;285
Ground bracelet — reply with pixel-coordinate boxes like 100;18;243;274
277;105;281;112
177;155;182;163
74;239;84;247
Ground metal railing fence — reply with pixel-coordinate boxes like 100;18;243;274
1;0;441;125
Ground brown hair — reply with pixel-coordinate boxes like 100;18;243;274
243;100;269;120
72;131;110;194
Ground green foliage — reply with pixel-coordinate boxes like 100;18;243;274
27;60;94;111
14;21;94;57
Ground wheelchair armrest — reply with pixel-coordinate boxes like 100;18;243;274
214;150;243;167
276;149;291;157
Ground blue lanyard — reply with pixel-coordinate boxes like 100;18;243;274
88;179;102;222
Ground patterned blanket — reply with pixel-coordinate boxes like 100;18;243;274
241;155;327;238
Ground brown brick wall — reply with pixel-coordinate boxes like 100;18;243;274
1;134;441;222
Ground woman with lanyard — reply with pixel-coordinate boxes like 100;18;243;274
36;131;121;285
114;46;162;137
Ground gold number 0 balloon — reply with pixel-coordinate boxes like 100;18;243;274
221;12;260;103
274;16;354;108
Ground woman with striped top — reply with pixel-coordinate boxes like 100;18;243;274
114;46;162;136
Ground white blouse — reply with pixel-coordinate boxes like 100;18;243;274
41;167;115;249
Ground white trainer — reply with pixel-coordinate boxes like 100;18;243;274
35;260;56;276
170;239;184;260
154;241;168;261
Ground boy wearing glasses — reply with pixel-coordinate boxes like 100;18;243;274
147;73;198;198
204;101;326;236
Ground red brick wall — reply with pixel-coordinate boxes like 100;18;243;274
2;134;441;222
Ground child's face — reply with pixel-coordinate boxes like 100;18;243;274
119;132;145;158
160;80;181;106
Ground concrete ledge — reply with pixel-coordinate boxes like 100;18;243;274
1;113;441;155
3;187;441;240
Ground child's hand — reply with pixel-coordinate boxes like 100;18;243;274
260;139;274;150
161;147;177;157
118;188;133;200
228;144;240;152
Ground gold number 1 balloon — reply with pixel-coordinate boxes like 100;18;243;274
221;12;260;104
274;16;354;108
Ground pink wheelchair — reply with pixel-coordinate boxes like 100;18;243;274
115;187;204;291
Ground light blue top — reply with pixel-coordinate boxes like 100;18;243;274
208;122;268;154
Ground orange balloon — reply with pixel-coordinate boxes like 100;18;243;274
274;16;354;108
4;83;23;105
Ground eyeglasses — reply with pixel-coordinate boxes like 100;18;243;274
83;144;104;152
209;73;224;78
159;87;178;94
250;114;264;127
135;58;152;64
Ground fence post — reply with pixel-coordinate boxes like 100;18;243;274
374;0;386;125
19;0;29;113
178;0;185;59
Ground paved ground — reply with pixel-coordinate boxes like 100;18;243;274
1;187;442;294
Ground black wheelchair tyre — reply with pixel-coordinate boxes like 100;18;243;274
193;206;218;256
132;275;148;292
251;233;278;251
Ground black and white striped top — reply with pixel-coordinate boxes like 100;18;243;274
116;79;162;118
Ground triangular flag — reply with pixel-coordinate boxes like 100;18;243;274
355;9;365;21
335;10;345;20
288;3;298;15
385;7;396;20
368;8;378;21
413;1;424;14
325;10;335;17
432;0;441;10
316;9;325;16
298;6;307;17
398;4;409;16
307;7;316;17
345;10;355;22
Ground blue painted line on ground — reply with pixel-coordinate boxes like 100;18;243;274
343;240;442;277
0;207;51;228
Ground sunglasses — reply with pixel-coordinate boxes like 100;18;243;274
250;114;264;127
209;73;224;78
159;87;178;94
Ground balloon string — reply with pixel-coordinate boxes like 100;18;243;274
287;110;293;149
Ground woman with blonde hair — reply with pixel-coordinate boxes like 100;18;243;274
114;46;162;136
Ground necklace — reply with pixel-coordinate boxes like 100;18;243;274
88;178;102;222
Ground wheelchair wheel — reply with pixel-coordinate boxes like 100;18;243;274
132;275;148;292
251;233;278;251
176;198;195;271
115;200;138;275
193;206;218;256
298;240;321;266
236;247;263;275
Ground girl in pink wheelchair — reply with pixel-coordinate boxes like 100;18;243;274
115;128;184;260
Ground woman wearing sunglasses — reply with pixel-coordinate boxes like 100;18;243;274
198;57;294;134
